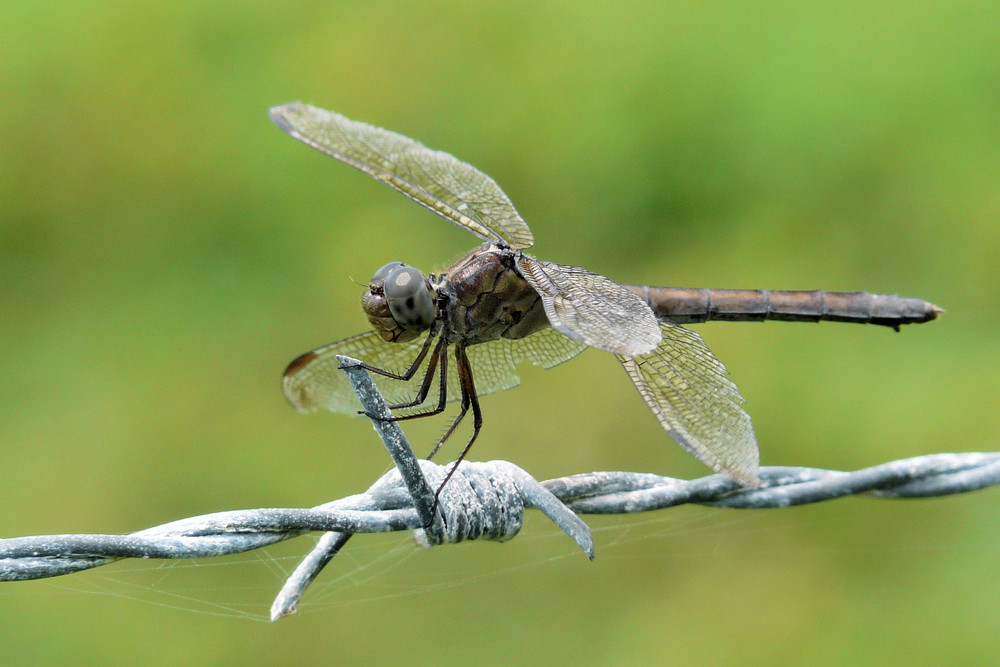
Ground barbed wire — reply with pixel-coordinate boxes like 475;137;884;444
2;357;996;622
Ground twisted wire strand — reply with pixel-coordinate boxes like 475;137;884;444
2;451;996;585
4;357;996;620
549;452;1000;514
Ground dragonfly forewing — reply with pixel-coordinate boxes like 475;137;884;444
617;321;759;486
519;257;661;357
269;103;535;250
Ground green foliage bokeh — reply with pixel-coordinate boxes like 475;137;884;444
2;2;998;665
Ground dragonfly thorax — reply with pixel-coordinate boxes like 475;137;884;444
363;261;436;343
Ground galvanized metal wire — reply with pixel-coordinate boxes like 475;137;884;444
1;357;996;622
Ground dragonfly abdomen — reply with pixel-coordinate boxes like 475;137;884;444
627;286;942;330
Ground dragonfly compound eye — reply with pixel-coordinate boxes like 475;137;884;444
384;265;434;332
370;261;404;290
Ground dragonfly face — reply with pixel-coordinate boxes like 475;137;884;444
364;261;435;343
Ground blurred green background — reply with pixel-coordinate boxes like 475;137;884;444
3;1;998;664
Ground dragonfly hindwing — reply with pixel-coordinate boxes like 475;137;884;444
617;322;759;486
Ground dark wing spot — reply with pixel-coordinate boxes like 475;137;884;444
405;296;415;310
284;351;318;377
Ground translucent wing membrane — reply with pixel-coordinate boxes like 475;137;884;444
284;327;586;414
270;103;535;250
283;331;429;412
456;327;587;400
617;322;759;485
519;257;661;357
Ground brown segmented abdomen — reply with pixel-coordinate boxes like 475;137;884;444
625;286;942;330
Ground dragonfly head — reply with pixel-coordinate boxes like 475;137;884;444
363;261;435;343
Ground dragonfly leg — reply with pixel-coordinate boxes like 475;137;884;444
425;344;471;459
355;330;451;421
429;343;484;515
353;329;437;382
371;338;451;421
384;336;446;410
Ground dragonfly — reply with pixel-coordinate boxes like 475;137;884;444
270;102;941;487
